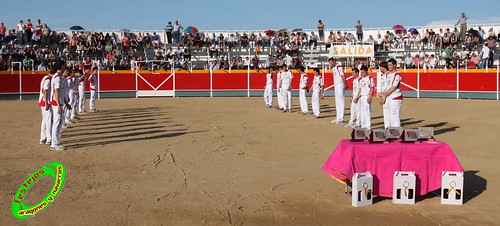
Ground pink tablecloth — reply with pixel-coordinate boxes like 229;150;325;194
322;139;464;197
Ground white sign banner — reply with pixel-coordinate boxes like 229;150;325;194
329;44;375;58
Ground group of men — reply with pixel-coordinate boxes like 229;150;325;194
263;57;403;131
39;60;97;151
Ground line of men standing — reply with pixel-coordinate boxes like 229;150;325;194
39;60;97;151
263;57;403;130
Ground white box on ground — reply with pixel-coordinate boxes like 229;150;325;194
441;171;464;205
393;171;416;204
352;172;373;207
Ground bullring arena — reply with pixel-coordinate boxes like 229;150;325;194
1;67;500;225
1;21;500;225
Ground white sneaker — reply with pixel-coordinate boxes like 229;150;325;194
334;120;344;124
50;145;65;151
39;140;46;145
345;123;353;128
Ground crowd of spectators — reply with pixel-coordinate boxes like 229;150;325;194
1;18;499;71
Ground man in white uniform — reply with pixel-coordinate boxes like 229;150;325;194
310;68;323;118
88;69;97;112
345;68;360;128
276;66;284;110
50;61;66;151
60;69;71;129
39;70;52;145
263;67;273;108
298;66;309;115
378;59;403;128
354;66;374;130
78;69;87;114
329;57;346;124
280;65;293;112
63;69;74;127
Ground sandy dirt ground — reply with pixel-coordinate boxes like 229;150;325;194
0;96;499;226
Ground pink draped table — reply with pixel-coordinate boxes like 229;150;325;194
322;139;464;197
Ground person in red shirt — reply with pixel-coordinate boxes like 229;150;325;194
25;19;33;44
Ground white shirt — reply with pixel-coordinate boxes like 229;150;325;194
38;75;51;106
281;71;293;89
276;72;282;89
312;75;323;91
299;73;308;89
382;71;402;99
266;73;273;86
79;74;86;86
333;63;345;85
50;73;62;105
359;76;374;96
481;46;491;59
352;77;360;97
88;73;97;90
67;77;76;92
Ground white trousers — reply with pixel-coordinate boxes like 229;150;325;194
334;83;345;121
312;89;321;116
78;85;86;113
40;107;52;142
383;99;402;128
51;106;63;147
299;89;308;113
263;85;273;106
277;87;284;109
66;90;76;122
281;86;292;110
90;90;97;110
348;101;360;126
358;95;371;130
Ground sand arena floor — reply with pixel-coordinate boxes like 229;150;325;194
0;97;499;225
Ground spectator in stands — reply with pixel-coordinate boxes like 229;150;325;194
450;52;460;68
309;31;318;49
209;42;218;58
428;54;437;69
413;55;421;68
230;57;237;69
22;54;33;71
443;45;452;68
252;54;260;70
317;20;325;42
478;26;486;40
345;32;356;44
326;31;334;51
374;34;383;52
237;57;243;69
25;19;33;44
0;22;6;42
249;33;256;49
16;20;25;44
183;46;191;62
487;36;497;53
172;20;183;44
240;33;249;49
165;21;173;44
455;12;468;40
365;35;374;45
480;43;490;68
487;27;496;38
404;54;413;68
355;20;363;42
470;53;480;68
